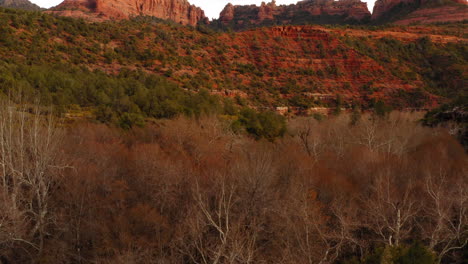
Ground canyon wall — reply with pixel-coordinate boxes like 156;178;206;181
219;0;371;30
372;0;467;24
49;0;208;26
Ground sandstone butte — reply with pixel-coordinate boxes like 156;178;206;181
372;0;468;24
47;0;208;26
219;0;467;28
219;0;372;26
45;0;467;27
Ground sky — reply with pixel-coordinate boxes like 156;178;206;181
30;0;376;20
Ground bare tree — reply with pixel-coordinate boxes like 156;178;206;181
0;101;64;260
277;181;357;264
181;176;259;264
293;118;325;160
422;168;468;263
363;167;419;247
352;117;392;153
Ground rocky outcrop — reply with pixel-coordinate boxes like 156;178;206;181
371;0;414;20
48;0;208;26
258;1;276;21
219;0;371;30
394;5;468;25
0;0;41;11
372;0;468;24
219;3;235;24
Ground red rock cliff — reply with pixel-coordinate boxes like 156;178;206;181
371;0;414;20
372;0;468;24
219;0;371;29
219;3;235;24
48;0;208;26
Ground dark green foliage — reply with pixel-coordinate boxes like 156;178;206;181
234;108;286;141
183;89;222;117
392;88;430;109
333;94;344;116
312;112;325;121
289;95;312;108
462;244;468;264
0;62;234;129
347;35;467;100
350;104;361;125
397;243;437;264
117;112;145;129
374;100;392;118
422;96;467;126
422;96;467;149
341;243;436;264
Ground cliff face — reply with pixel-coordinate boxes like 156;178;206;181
372;0;468;24
371;0;414;20
0;0;41;11
394;5;468;25
48;0;208;26
219;0;371;30
219;3;235;24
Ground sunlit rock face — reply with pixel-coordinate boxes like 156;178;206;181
219;0;371;29
48;0;208;26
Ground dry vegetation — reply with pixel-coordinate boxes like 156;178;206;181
0;102;466;264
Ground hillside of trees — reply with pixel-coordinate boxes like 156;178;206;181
0;7;466;126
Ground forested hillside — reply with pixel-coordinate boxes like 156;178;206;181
0;7;466;129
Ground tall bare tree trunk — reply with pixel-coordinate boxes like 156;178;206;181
0;100;63;262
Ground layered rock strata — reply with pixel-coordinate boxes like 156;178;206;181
219;0;371;29
372;0;467;24
48;0;207;26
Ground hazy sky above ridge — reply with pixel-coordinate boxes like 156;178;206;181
30;0;376;20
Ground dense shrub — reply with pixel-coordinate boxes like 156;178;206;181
234;108;287;140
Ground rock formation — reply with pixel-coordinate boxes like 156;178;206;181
219;0;371;30
219;3;235;24
48;0;208;26
371;0;414;20
258;1;276;21
372;0;468;24
0;0;41;11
